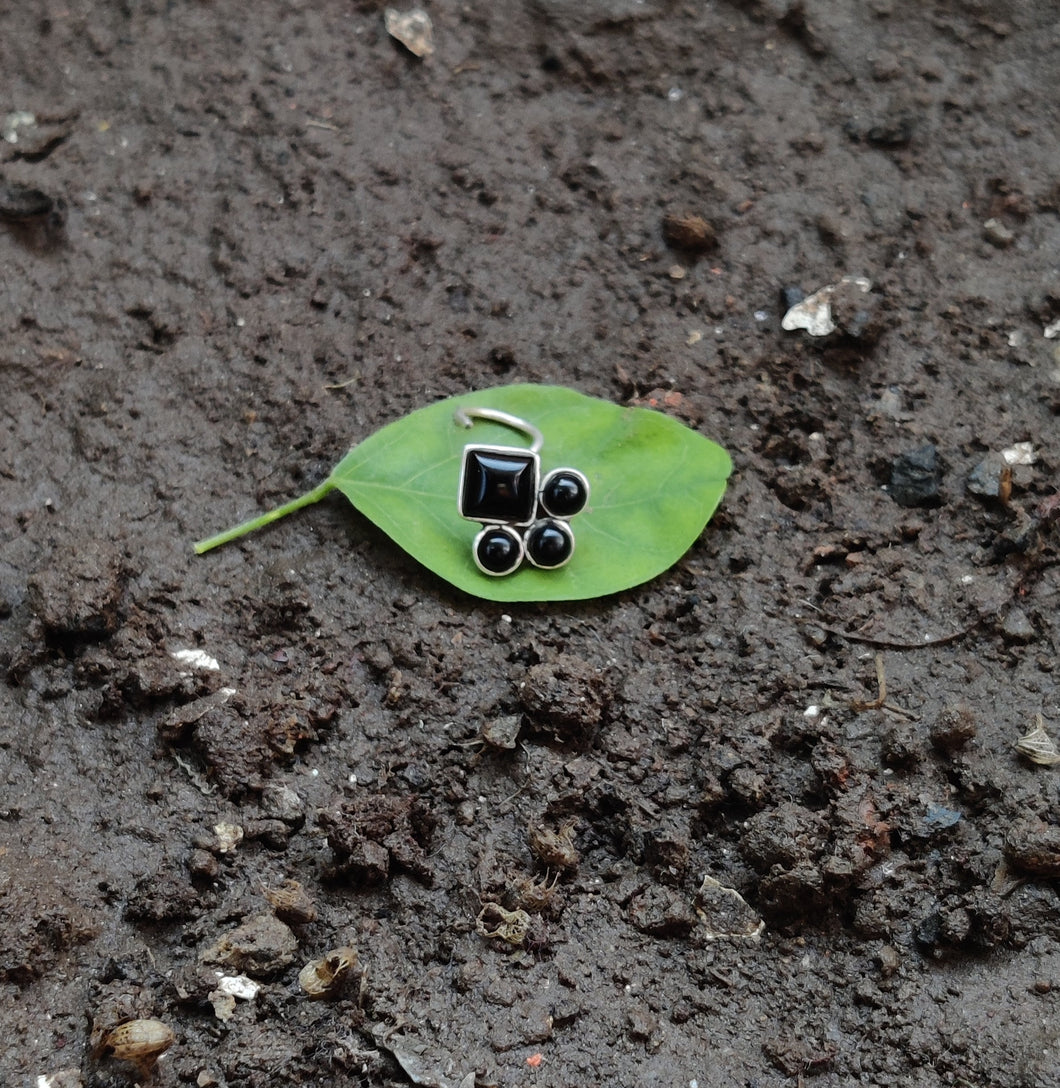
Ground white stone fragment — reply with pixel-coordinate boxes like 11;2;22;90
781;275;871;336
2;110;36;143
37;1074;84;1088
384;8;434;57
695;874;765;941
171;648;220;671
214;973;261;1000
213;822;244;854
1001;442;1036;466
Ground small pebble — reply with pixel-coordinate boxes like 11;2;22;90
0;179;55;221
260;783;306;826
983;218;1015;248
779;285;804;311
481;714;522;750
1001;607;1035;643
869;50;902;81
889;445;942;507
967;454;1011;501
384;8;434;57
882;722;920;767
188;849;219;881
661;213;717;255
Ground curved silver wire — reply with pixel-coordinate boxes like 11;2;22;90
453;406;543;454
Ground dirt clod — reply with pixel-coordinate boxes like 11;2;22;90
1005;822;1060;877
931;704;978;752
262;878;317;925
628;885;696;938
519;658;607;746
27;548;126;642
201;913;298;977
320;794;436;885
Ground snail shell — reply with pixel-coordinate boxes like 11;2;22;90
475;903;532;946
528;818;579;871
298;946;357;1000
103;1018;175;1066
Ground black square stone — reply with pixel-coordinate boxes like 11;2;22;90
460;447;538;524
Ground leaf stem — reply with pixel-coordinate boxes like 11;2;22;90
193;479;336;554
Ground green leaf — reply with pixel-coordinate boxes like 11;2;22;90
195;384;731;603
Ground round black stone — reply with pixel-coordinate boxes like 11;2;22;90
541;470;588;518
526;520;574;569
476;527;522;575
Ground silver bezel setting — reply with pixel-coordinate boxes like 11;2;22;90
472;524;525;576
539;466;591;519
524;518;576;570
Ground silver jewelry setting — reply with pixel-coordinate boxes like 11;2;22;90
455;407;589;576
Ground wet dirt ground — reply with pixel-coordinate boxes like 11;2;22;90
3;2;1060;1086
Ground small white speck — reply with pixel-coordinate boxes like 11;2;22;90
804;705;821;718
310;768;319;777
2;110;35;143
171;648;220;671
348;773;357;784
667;87;684;101
235;316;245;328
961;574;974;584
754;310;769;322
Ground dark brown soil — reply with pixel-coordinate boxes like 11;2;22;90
3;3;1060;1086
